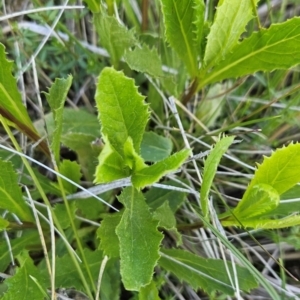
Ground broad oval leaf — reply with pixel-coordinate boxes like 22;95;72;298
95;67;149;159
201;18;300;86
116;187;163;291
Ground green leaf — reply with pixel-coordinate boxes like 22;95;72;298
153;201;176;230
139;280;161;300
36;108;100;137
246;143;300;197
95;67;149;159
0;44;37;134
196;83;227;128
153;201;182;246
51;248;103;291
2;251;48;300
145;180;187;212
200;136;234;218
233;184;280;220
159;248;258;296
59;160;81;194
83;0;100;12
222;215;300;229
204;0;258;68
0;160;33;222
95;137;130;183
45;76;72;162
0;231;39;272
94;13;136;67
0;217;9;231
97;212;122;258
222;143;300;229
53;202;77;229
124;44;163;77
132;149;190;189
161;0;205;76
116;187;163;291
0;44;47;154
202;18;300;86
99;258;121;300
141;132;173;162
61;133;99;181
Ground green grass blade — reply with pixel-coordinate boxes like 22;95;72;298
200;136;234;218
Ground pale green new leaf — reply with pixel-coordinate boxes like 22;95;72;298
232;184;279;220
0;217;9;231
202;18;300;86
222;215;300;229
222;143;300;229
141;131;173;162
116;187;163;291
0;160;33;222
45;76;72;162
161;0;205;76
204;0;258;68
94;137;130;183
246;143;300;196
2;251;48;300
131;149;190;189
95;67;149;159
97;212;123;258
94;14;136;66
139;280;161;300
201;136;234;218
124;44;163;77
159;248;257;295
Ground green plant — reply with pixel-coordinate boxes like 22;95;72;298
1;0;300;299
